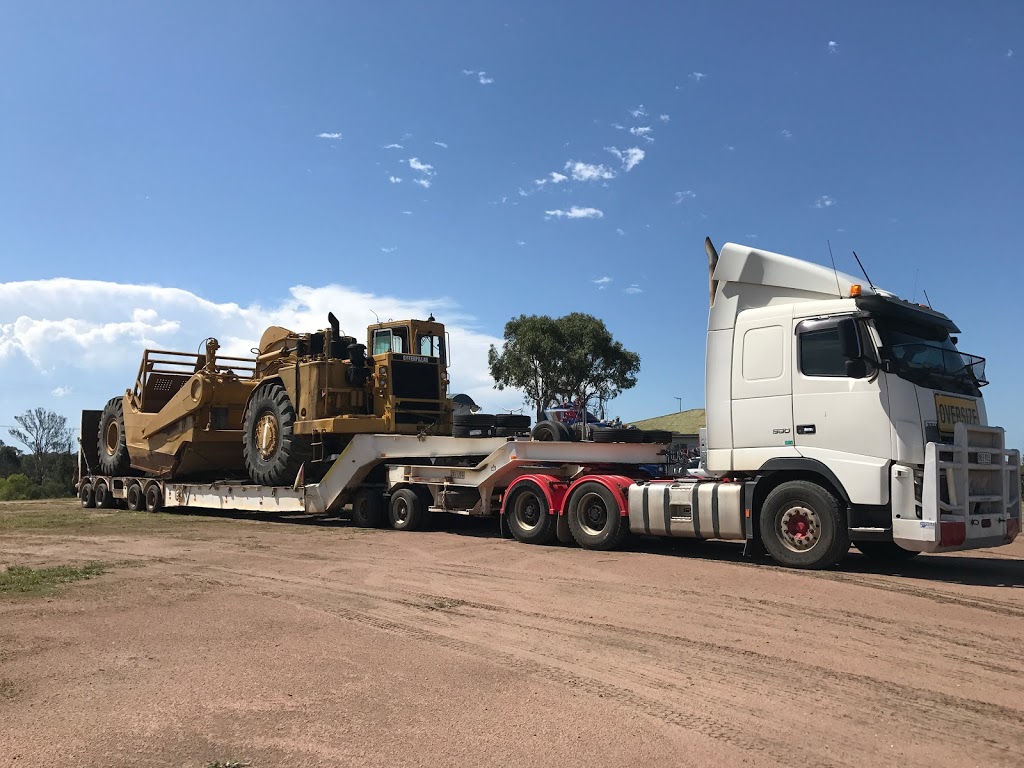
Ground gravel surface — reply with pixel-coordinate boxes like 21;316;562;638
1;500;1022;767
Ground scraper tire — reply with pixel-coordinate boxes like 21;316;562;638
243;382;312;486
97;397;132;476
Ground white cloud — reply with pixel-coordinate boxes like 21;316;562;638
813;195;836;209
726;145;735;152
624;284;643;295
593;276;612;286
1008;49;1015;58
380;246;398;254
0;278;525;431
616;228;625;236
549;171;568;183
516;240;526;247
611;122;626;130
605;146;645;171
659;114;670;123
630;104;647;118
780;129;793;139
565;161;616;181
434;141;449;148
533;178;547;187
383;143;404;149
673;190;696;204
629;126;654;142
463;70;493;85
408;157;434;175
402;210;413;215
828;40;838;54
413;178;432;189
316;132;342;139
690;72;706;81
544;207;604;220
388;176;403;183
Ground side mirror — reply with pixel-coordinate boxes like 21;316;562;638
845;359;869;379
837;318;862;360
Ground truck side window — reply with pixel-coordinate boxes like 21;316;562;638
372;330;393;356
800;327;847;377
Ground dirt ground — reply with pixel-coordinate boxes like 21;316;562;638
1;499;1022;768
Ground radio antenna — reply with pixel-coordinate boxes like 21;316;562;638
852;250;875;291
827;240;843;298
922;289;933;309
912;269;919;303
370;309;380;323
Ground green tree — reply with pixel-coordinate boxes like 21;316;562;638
0;440;23;479
488;313;640;421
8;408;74;485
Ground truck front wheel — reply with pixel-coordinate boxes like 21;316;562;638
243;382;312;486
566;481;628;551
759;480;849;569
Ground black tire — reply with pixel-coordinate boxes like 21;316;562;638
495;414;531;429
495;426;530;438
79;483;95;509
505;482;557;545
126;483;145;512
592;427;641;443
243;382;312;486
97;397;132;476
854;540;920;561
94;480;114;510
453;413;497;428
144;483;163;513
389;487;426;531
531;420;565;441
351;488;385;528
759;481;849;569
566;481;629;551
642;430;673;444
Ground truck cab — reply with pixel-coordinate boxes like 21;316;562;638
704;240;1018;556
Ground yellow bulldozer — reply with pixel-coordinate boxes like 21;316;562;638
96;315;452;485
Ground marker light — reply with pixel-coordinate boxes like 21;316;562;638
849;284;862;297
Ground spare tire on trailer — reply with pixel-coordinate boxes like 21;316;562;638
592;427;643;443
242;381;312;486
531;420;573;442
495;414;531;429
453;413;497;428
642;430;673;444
97;397;132;476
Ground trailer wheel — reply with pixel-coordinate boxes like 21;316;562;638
94;480;114;510
389;488;427;531
144;483;163;513
126;483;145;512
566;482;628;551
79;483;95;509
505;482;557;545
854;540;920;561
759;480;849;569
97;397;132;476
351;488;385;528
243;382;312;486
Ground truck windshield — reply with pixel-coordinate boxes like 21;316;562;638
874;318;986;396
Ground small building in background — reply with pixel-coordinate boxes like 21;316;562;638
628;408;705;474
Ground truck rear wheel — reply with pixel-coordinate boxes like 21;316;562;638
94;480;114;510
566;481;628;551
759;481;849;569
854;540;920;561
352;488;385;528
243;382;312;486
126;483;145;512
97;397;132;476
389;488;426;531
505;482;557;545
144;483;163;513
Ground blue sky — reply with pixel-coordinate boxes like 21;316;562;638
1;2;1022;449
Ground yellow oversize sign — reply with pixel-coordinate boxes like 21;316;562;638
935;395;980;433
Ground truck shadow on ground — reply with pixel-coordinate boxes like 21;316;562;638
173;506;1023;589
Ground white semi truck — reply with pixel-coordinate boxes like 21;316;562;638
77;239;1021;569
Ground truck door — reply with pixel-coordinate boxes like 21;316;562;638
731;307;797;466
792;317;892;505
